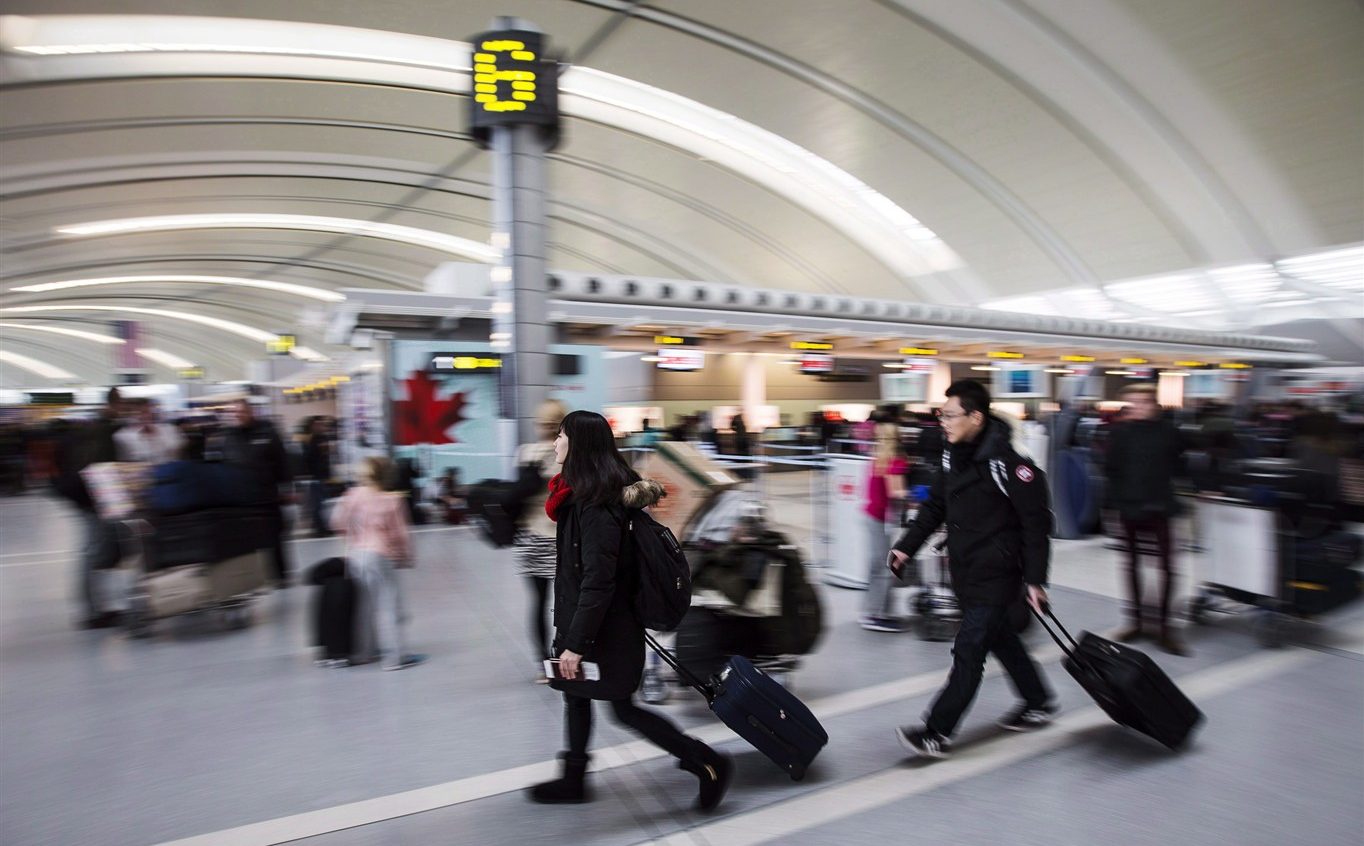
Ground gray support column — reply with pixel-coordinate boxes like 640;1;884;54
490;122;552;447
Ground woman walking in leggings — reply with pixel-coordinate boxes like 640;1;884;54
514;400;567;678
528;410;733;809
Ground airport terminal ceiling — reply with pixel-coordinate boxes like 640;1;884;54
0;0;1361;385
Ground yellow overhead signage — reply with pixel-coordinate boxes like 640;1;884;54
1219;362;1252;370
1174;360;1206;368
654;335;700;346
791;341;834;351
1060;355;1095;363
474;39;540;113
1121;357;1149;365
986;351;1024;359
178;366;205;380
433;356;502;371
899;347;939;356
266;334;296;355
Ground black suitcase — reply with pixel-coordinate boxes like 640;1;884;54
646;633;828;780
309;560;356;661
1035;608;1203;750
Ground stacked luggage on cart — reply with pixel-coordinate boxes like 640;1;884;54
83;459;272;637
1190;458;1363;646
633;440;826;700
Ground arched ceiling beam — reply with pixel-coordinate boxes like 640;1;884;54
0;14;969;301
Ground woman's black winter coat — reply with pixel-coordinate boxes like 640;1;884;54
550;480;663;700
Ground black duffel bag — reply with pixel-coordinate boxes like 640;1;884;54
149;507;271;571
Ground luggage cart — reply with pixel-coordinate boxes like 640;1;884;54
642;501;821;702
1188;495;1362;647
912;533;961;642
117;516;270;639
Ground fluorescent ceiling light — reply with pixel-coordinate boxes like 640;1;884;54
0;349;76;380
1054;288;1124;321
52;214;500;263
1107;273;1219;313
1043;368;1073;374
970;365;1000;372
0;322;123;344
0;305;327;360
136;347;195;369
981;296;1058;316
1206;264;1279;304
0;15;970;297
11;275;345;302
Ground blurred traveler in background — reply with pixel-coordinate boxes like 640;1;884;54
889;380;1055;759
114;399;184;464
302;416;334;538
52;387;124;628
861;422;909;633
1105;383;1190;656
330;456;424;670
221;398;293;586
514;399;567;675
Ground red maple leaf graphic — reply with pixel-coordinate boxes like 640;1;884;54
393;370;468;445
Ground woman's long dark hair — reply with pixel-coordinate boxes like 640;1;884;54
560;410;640;507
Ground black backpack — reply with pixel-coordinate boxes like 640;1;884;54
466;463;547;548
466;479;526;548
625;509;693;631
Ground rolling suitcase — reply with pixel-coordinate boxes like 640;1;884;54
307;558;357;661
1034;607;1203;750
645;633;827;780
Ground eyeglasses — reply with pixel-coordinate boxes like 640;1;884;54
934;409;969;422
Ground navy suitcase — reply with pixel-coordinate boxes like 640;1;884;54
646;633;827;780
1035;608;1203;750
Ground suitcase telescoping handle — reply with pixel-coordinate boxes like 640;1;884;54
643;632;716;704
1031;604;1082;658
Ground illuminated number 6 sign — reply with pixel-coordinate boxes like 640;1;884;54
467;27;561;148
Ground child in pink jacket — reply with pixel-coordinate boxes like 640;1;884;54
330;457;424;670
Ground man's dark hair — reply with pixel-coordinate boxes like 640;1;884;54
945;379;992;416
559;410;640;507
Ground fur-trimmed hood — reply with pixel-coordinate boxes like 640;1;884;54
622;479;666;509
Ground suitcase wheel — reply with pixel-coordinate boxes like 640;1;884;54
789;764;806;782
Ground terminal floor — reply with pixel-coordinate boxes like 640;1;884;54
1;491;1361;846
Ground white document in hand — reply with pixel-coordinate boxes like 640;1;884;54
544;660;602;681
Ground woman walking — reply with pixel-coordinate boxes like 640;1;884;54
528;410;733;809
330;456;425;670
515;400;567;676
861;423;909;632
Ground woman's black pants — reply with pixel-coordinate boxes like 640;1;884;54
563;693;699;762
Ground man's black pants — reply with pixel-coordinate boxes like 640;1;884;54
925;603;1052;738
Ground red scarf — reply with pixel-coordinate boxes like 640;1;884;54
545;473;573;522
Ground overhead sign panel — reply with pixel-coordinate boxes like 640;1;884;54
468;27;561;148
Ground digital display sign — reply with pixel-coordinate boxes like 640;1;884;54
467;28;560;148
799;354;834;374
657;349;704;371
429;354;504;372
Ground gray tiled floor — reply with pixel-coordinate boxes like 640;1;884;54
0;490;1360;846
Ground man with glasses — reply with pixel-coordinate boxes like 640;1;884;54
889;380;1055;759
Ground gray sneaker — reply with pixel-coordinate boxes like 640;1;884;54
997;705;1056;732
